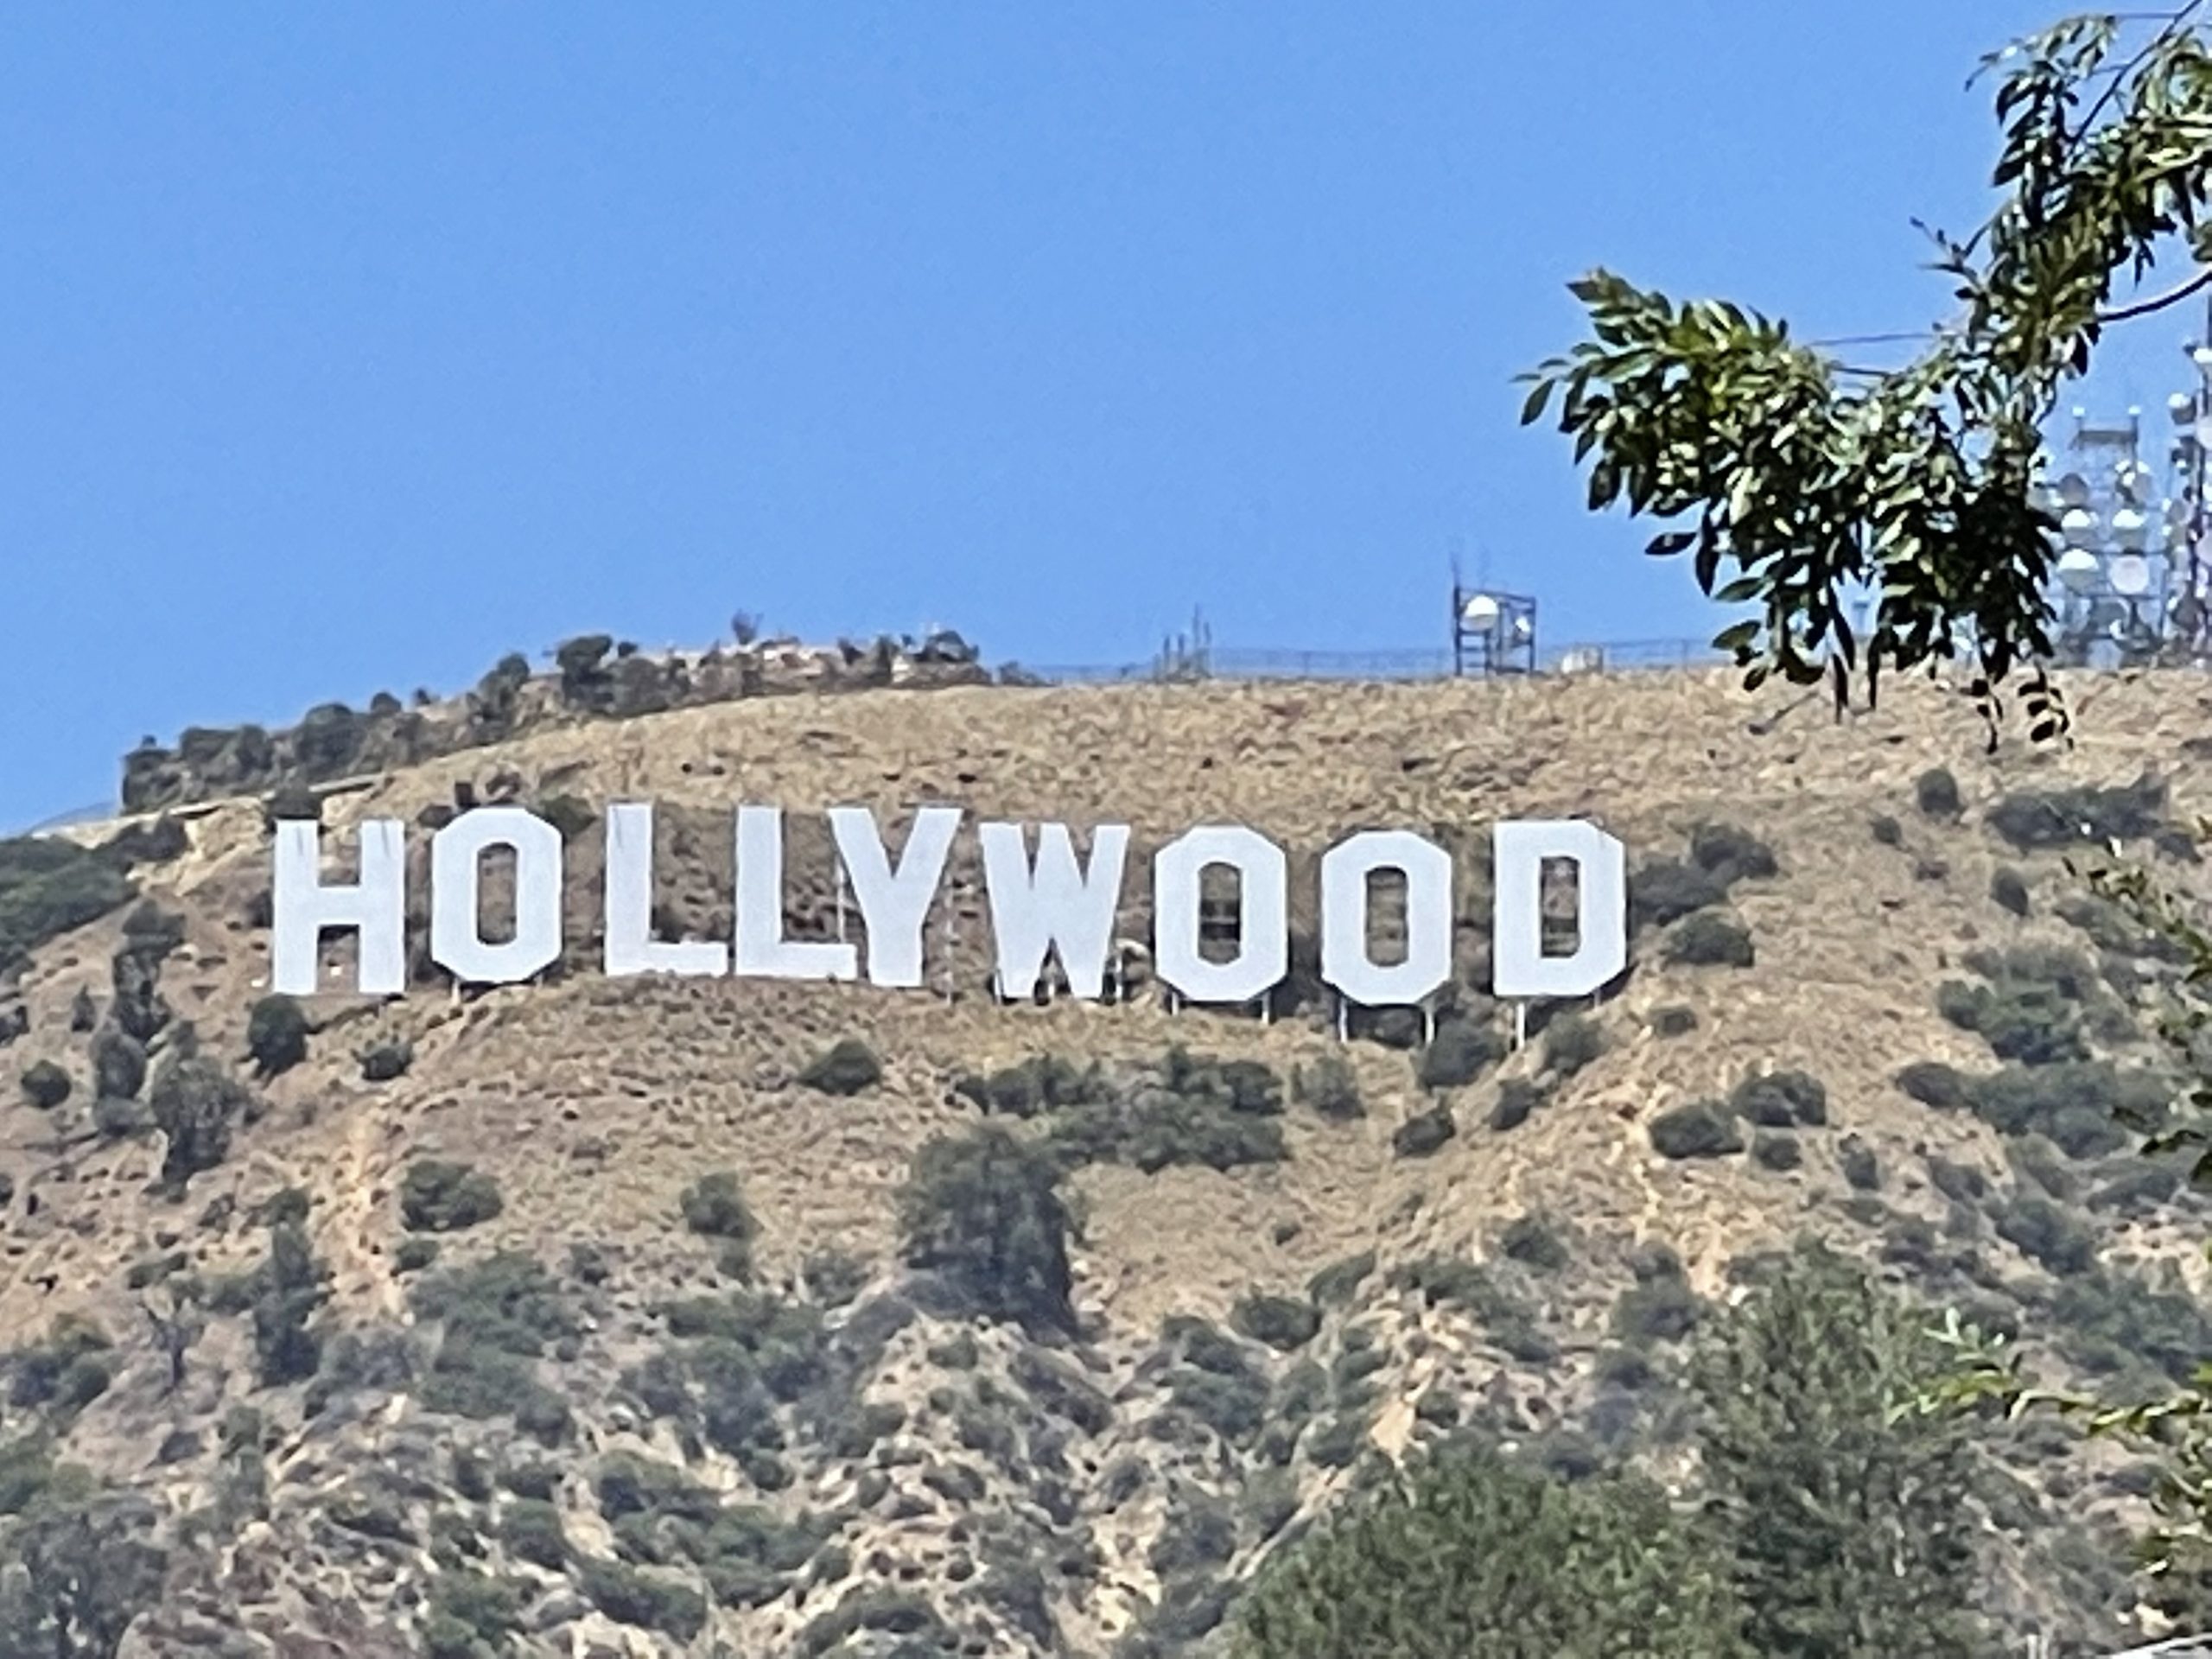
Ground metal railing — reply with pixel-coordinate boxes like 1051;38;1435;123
1023;636;1727;686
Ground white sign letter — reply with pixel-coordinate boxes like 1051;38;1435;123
605;803;729;978
431;807;565;985
1320;830;1453;1007
734;806;859;981
1491;819;1627;999
978;822;1128;1000
1153;825;1288;1005
828;805;961;988
271;818;407;996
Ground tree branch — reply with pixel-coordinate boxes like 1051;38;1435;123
2099;264;2212;322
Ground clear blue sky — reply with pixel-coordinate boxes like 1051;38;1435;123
0;2;2191;829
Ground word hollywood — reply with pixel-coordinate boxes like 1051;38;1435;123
270;805;1629;1007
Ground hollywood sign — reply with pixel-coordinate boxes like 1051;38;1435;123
270;805;1628;1005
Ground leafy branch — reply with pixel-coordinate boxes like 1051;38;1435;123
1522;6;2212;721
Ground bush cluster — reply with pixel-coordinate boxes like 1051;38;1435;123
400;1160;505;1234
410;1252;576;1442
1666;912;1755;969
1042;1048;1288;1173
0;836;136;976
1416;1017;1505;1090
1986;772;2168;852
798;1039;881;1096
1727;1069;1827;1128
898;1126;1076;1332
1649;1101;1742;1160
245;995;310;1077
1901;1059;2165;1159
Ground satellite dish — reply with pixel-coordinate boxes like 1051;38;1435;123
2061;507;2100;549
2113;505;2152;549
1460;594;1501;627
2175;392;2200;424
2110;553;2152;595
2056;548;2103;592
2057;472;2093;506
1510;613;1534;640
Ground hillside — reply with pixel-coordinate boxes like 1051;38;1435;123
5;664;2212;1657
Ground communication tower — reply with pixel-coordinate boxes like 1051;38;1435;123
1451;572;1536;677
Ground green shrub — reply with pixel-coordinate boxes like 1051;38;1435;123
1392;1258;1533;1328
401;1160;505;1233
497;1498;568;1568
799;1039;881;1096
263;782;322;825
394;1238;440;1274
538;794;597;840
1986;773;2167;851
1689;822;1777;884
1926;1155;1988;1205
679;1171;756;1243
801;1249;870;1308
1231;1294;1321;1351
120;900;185;960
19;1061;69;1110
1233;1446;1743;1652
1897;1061;1967;1109
1840;1136;1882;1191
149;1056;258;1194
1994;1194;2097;1276
794;1586;954;1656
359;1039;414;1083
1915;767;1963;820
248;1185;309;1228
0;835;135;975
410;1253;576;1440
2047;1265;2212;1388
1489;1077;1545;1131
1417;1018;1504;1090
1392;1104;1456;1159
1612;1274;1703;1344
1308;1252;1376;1308
1649;1102;1743;1160
898;1127;1075;1332
1964;1062;2164;1154
954;1053;1099;1116
1936;978;2087;1066
1541;1014;1607;1077
1870;814;1904;847
1990;867;2031;917
91;1027;146;1101
425;1572;524;1656
1667;913;1753;968
577;1557;707;1642
1751;1133;1802;1173
250;1223;328;1387
1649;1004;1698;1038
1046;1087;1287;1173
1293;1054;1363;1120
1729;1069;1827;1127
245;995;309;1077
1500;1212;1570;1271
9;1317;114;1411
93;1095;150;1139
1628;859;1729;930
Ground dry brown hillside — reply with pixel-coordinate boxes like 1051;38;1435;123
5;664;2212;1657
